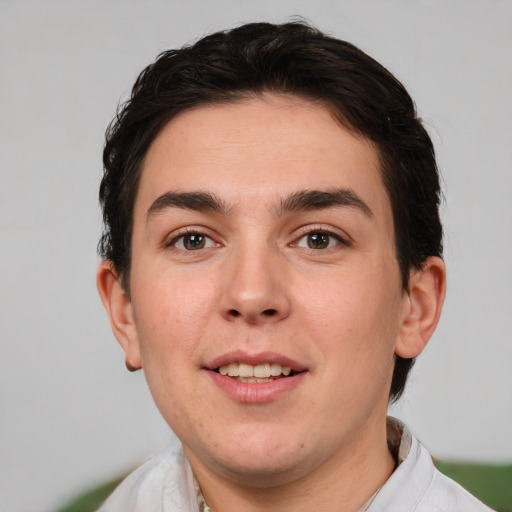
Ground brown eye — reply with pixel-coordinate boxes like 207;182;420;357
183;234;205;250
296;231;343;250
307;233;329;249
172;233;216;251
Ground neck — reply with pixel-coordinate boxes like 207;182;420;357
187;420;395;512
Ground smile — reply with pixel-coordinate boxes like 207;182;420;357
206;352;308;401
216;362;295;382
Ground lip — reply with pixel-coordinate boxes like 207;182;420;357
204;350;309;403
206;369;308;403
205;350;308;372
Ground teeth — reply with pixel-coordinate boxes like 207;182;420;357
218;362;294;378
238;363;253;378
254;363;271;378
270;363;282;377
228;363;239;377
239;377;273;383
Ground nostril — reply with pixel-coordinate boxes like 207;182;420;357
226;308;279;320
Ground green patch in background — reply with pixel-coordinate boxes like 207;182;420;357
434;459;512;512
56;472;129;512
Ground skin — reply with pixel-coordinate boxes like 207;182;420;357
98;94;446;511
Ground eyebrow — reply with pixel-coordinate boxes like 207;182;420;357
147;191;228;220
278;189;373;218
146;188;373;221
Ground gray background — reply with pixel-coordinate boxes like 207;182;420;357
1;1;511;511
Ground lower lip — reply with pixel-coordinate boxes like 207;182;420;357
207;370;307;403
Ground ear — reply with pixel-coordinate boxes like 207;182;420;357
395;256;447;359
96;260;142;371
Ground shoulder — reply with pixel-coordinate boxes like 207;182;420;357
416;467;495;512
96;443;198;512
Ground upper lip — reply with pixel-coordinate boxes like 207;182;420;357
205;350;308;372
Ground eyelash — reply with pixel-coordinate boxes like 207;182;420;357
165;228;219;252
293;228;349;251
164;226;349;253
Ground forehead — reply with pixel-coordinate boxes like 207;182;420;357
136;94;389;218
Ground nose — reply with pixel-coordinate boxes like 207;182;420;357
219;245;291;325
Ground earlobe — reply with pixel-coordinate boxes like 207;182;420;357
395;256;447;359
96;261;142;371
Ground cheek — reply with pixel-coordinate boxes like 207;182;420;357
130;278;202;414
132;264;217;346
298;268;402;365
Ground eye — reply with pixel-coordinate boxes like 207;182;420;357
296;231;343;250
171;232;216;251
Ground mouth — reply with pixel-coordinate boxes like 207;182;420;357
213;362;301;383
205;353;308;402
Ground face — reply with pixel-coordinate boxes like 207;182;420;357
112;95;414;486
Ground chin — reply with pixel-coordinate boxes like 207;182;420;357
197;433;318;487
218;456;309;488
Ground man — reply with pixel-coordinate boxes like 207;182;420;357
96;21;492;511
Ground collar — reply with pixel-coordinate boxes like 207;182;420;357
358;417;412;511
